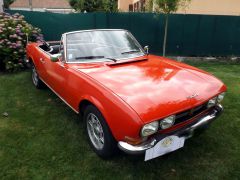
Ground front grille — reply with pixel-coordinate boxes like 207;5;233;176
174;102;208;125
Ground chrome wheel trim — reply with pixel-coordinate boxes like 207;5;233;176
32;66;38;86
87;113;104;150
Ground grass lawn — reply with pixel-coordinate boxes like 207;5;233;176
0;61;239;179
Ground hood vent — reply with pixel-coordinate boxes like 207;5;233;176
107;58;148;66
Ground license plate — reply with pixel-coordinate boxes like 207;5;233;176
145;136;185;161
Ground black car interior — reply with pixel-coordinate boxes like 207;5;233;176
39;41;61;55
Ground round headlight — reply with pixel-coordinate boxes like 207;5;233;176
217;92;225;103
160;115;175;129
207;97;217;108
141;121;159;137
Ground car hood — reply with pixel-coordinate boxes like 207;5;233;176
73;55;226;123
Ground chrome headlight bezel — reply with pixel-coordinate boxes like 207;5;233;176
160;115;176;129
207;97;217;108
141;121;159;137
217;92;225;103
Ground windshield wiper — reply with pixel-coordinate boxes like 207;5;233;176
75;56;104;60
121;50;140;54
104;57;117;62
75;56;117;62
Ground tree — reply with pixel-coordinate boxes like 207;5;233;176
3;0;14;9
147;0;191;56
102;0;118;12
69;0;117;12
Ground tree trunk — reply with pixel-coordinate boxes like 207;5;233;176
163;14;169;57
29;0;33;11
0;0;3;13
0;59;5;71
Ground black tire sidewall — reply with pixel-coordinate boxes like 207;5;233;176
84;105;117;158
31;63;44;89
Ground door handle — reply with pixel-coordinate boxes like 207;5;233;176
60;63;65;68
40;58;45;64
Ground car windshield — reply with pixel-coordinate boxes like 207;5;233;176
65;30;145;62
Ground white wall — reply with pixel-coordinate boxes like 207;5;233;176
0;0;4;13
9;7;74;14
178;0;240;16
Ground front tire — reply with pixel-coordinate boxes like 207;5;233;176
31;63;45;89
84;105;117;158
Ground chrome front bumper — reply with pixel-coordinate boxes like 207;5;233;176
118;104;223;154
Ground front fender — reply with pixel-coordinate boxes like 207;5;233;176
68;66;145;141
79;93;144;141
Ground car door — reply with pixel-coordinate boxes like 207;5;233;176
42;39;76;107
46;62;70;99
33;47;49;82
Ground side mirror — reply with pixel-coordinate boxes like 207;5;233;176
50;54;61;62
144;45;149;55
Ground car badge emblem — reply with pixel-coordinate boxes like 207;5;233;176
187;93;199;99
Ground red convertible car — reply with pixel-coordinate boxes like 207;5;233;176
26;29;226;161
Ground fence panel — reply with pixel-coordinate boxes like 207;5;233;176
180;15;200;56
195;15;215;56
5;10;240;56
167;14;185;56
213;16;237;56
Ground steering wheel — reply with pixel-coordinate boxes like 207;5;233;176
43;40;50;47
42;40;52;52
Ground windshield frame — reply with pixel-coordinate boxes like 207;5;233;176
62;29;146;64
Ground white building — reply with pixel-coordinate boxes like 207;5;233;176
10;0;74;14
0;0;3;13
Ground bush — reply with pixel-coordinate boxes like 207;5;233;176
0;13;43;71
